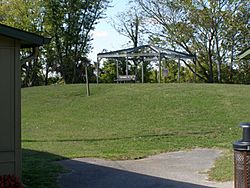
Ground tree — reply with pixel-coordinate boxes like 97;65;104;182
135;0;207;82
221;1;249;82
134;0;249;83
44;0;110;84
111;3;143;48
0;0;47;87
99;59;117;83
0;0;110;88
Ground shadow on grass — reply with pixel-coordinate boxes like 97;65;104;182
58;159;215;188
22;149;68;188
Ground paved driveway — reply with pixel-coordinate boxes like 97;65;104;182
58;148;233;188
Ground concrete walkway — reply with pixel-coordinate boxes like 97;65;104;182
57;148;233;188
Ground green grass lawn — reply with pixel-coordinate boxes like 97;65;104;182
21;83;250;187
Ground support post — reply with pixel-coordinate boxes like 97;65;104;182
85;63;90;96
96;57;100;84
158;54;162;83
194;59;197;83
164;59;166;83
126;55;129;76
116;60;119;84
141;60;144;84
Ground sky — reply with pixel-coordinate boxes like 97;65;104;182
88;0;130;62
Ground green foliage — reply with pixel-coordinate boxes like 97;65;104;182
0;0;110;86
163;60;179;82
236;60;250;84
138;61;155;83
99;59;117;83
44;0;110;84
22;84;250;185
0;0;42;32
135;0;250;83
0;0;47;87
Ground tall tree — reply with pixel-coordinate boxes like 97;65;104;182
44;0;110;84
111;4;143;48
0;0;46;87
134;0;249;83
0;0;110;87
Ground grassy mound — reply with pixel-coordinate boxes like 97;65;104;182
22;83;250;186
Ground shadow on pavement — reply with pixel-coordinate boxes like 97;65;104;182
58;159;215;188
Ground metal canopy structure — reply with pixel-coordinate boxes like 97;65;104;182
238;47;250;60
96;45;196;83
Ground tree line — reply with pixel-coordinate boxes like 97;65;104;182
0;0;249;86
111;0;249;84
0;0;109;87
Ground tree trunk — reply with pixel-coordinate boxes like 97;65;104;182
208;49;214;83
215;32;222;83
229;36;235;83
45;63;49;86
217;61;221;83
72;63;76;84
208;37;214;83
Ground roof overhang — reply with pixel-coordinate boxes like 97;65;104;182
0;24;50;48
97;45;196;61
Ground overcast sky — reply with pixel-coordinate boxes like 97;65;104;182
88;0;130;62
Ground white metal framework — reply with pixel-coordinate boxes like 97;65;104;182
96;45;196;83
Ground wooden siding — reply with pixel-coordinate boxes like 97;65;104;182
0;35;21;177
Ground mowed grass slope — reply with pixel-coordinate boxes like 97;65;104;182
22;83;250;186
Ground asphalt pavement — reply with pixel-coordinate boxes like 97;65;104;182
57;148;233;188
